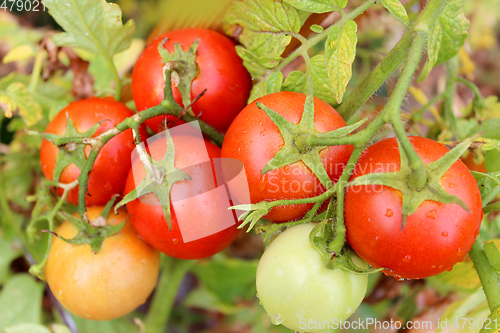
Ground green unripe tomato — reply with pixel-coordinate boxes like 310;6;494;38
256;223;368;332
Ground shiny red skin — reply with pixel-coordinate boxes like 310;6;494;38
40;97;146;206
132;28;252;133
123;135;240;260
221;91;354;222
345;136;483;279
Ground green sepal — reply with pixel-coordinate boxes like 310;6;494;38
158;38;200;116
309;220;337;263
115;130;191;230
230;202;270;232
256;94;362;189
348;136;478;228
54;211;125;254
35;114;102;182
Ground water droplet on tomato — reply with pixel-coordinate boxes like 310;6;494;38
375;236;379;241
172;238;180;244
403;255;411;262
431;265;436;269
427;210;437;219
296;309;305;318
438;265;443;269
270;313;284;325
385;209;393;217
461;174;466;179
456;248;463;256
449;183;457;188
442;231;448;237
446;266;453;272
275;267;283;277
260;130;266;136
203;201;207;205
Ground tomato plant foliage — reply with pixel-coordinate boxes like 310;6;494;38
1;0;500;332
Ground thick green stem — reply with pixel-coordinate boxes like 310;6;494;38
443;56;460;138
383;31;427;190
337;0;450;120
469;237;500;312
145;257;194;333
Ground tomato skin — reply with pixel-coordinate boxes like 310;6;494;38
123;135;240;260
345;136;483;279
44;206;160;321
221;91;353;222
40;97;147;206
256;223;368;332
131;28;252;133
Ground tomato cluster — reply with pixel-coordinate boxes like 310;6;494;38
39;26;483;331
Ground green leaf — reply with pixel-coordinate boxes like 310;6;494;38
310;24;324;33
0;274;44;331
0;239;21;284
5;324;51;333
282;0;347;13
44;0;135;56
71;315;139;333
248;72;284;103
418;0;470;81
282;55;337;104
190;257;258;305
472;171;500;206
0;83;43;126
325;20;357;104
223;0;300;80
380;0;409;26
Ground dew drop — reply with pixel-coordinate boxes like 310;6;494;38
446;266;453;272
275;267;283;277
296;309;305;318
260;130;266;136
172;238;180;244
403;255;411;262
442;231;448;237
449;183;457;188
427;210;437;219
270;313;284;325
203;200;207;205
375;236;379;241
385;209;393;217
456;248;463;256
256;293;259;299
431;265;436;269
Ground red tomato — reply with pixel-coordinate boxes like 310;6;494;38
123;135;240;259
221;91;354;222
131;28;252;133
40;97;147;206
345;136;483;279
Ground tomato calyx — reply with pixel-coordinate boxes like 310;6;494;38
158;38;200;117
48;199;125;254
257;94;363;187
308;220;380;274
115;130;191;230
35;114;103;182
348;136;478;227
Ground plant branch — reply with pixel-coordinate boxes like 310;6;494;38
144;257;194;333
337;0;451;120
469;237;500;312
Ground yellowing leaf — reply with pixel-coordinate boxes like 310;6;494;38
325;19;357;104
2;45;36;64
418;0;470;81
380;0;409;26
0;83;42;126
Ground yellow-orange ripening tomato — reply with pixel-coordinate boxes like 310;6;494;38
44;206;161;320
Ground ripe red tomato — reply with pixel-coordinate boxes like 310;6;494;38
221;91;353;222
45;206;160;320
123;135;240;259
40;97;147;206
131;28;252;133
345;136;483;279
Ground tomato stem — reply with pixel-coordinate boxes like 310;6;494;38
337;0;451;121
469;237;500;312
144;256;194;333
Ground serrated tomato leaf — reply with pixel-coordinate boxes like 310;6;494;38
325;20;357;104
